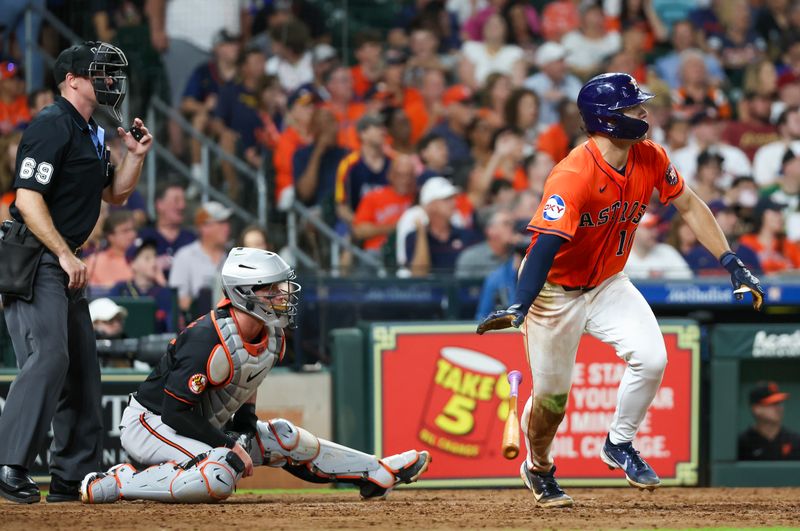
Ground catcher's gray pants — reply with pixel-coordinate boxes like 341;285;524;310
0;253;103;481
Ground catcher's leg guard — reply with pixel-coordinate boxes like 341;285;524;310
80;463;134;504
81;448;244;504
251;419;430;499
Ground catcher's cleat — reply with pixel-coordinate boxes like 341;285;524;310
360;450;431;500
520;463;574;508
600;436;660;490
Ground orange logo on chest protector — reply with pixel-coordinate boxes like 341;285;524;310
188;373;208;394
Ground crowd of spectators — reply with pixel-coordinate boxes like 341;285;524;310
4;0;800;322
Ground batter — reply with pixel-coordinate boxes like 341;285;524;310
477;73;763;507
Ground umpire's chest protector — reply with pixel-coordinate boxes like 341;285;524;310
200;307;285;428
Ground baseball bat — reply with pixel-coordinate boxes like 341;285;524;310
502;370;523;459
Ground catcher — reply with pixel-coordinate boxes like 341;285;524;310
81;247;429;503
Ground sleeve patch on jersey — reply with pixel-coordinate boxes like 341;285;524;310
665;164;678;185
188;373;208;394
543;194;566;221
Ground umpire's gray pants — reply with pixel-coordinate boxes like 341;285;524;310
0;253;102;481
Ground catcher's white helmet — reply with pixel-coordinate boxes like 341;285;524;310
220;247;300;328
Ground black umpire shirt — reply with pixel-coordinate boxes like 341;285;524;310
738;426;800;460
10;96;110;248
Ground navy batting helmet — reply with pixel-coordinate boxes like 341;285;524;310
577;73;654;140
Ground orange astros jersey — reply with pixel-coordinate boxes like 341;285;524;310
527;137;685;289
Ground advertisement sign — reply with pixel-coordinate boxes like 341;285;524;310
373;323;699;487
711;324;800;359
0;372;146;483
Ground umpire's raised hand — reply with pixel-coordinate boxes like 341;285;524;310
117;117;153;156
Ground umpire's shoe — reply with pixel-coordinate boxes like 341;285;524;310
601;435;661;490
0;465;40;504
520;463;574;508
46;474;81;502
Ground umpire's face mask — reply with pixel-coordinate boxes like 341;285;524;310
87;42;128;122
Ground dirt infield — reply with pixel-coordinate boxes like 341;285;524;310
3;487;800;530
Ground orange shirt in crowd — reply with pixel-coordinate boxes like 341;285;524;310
455;193;475;229
1;191;14;207
671;86;732;121
541;0;580;42
273;126;309;204
353;185;414;250
323;101;366;152
537;123;571;164
738;234;800;274
375;87;428;143
0;96;31;130
494;165;528;191
351;65;374;101
255;111;281;151
86;250;133;289
405;99;441;144
398;89;427;144
1;191;14;218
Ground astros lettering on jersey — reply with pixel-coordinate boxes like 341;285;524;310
527;138;685;289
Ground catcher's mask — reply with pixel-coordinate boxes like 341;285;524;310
221;247;301;329
54;41;129;122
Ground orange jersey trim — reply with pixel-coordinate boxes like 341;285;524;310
138;412;195;459
164;388;196;405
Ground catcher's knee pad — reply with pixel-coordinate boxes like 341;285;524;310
253;419;320;466
170;448;243;502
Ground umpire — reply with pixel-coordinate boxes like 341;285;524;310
0;41;152;503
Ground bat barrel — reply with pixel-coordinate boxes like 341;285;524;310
502;370;523;460
503;445;519;459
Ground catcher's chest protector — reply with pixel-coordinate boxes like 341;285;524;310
200;309;284;428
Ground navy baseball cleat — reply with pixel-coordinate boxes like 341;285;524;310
520;463;574;508
600;436;660;490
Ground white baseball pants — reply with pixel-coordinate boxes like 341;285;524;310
519;272;667;471
119;397;213;464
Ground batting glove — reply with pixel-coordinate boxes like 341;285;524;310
476;304;526;335
720;251;764;311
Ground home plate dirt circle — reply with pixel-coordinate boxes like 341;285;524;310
3;487;799;530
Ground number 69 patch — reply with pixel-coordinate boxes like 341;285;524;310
19;157;54;185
